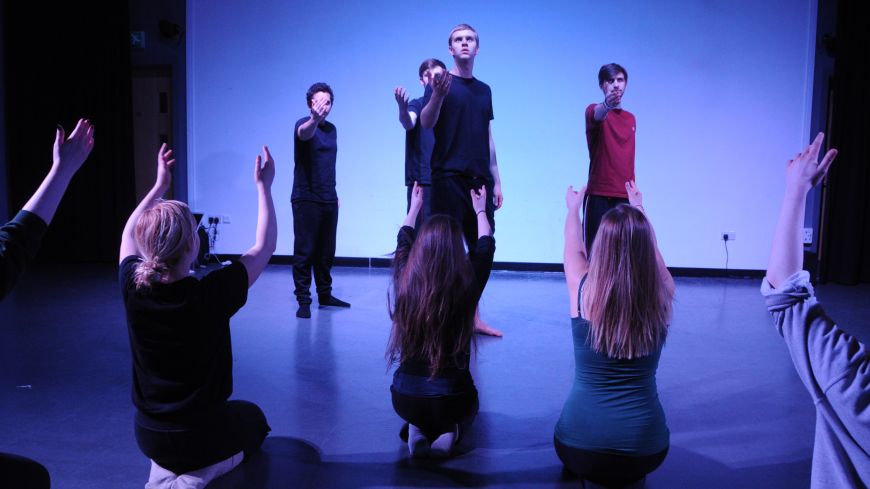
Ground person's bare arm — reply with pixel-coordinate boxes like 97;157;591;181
420;72;451;129
564;185;588;317
238;146;278;287
119;144;174;262
766;133;837;288
489;124;503;210
297;99;329;141
23;119;95;224
402;182;424;228
395;87;416;131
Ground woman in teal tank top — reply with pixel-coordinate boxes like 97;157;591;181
556;181;675;488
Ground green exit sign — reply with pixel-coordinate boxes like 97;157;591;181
130;31;145;49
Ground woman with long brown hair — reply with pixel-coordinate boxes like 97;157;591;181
387;182;494;459
555;181;674;488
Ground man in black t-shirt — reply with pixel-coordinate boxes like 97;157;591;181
292;82;350;319
394;58;447;224
421;24;503;337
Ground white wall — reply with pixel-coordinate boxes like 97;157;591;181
187;0;817;269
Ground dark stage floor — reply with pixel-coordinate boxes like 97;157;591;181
1;264;868;488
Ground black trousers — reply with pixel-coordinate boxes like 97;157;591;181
554;437;668;487
391;387;479;441
0;453;50;489
431;175;495;256
583;194;629;259
292;200;338;304
406;182;432;228
135;400;270;475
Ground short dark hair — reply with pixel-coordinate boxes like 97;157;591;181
418;58;447;80
306;82;333;107
598;63;628;86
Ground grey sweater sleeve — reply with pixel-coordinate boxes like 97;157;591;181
762;271;870;488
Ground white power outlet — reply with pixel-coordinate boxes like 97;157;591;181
221;215;232;224
722;231;736;241
803;228;813;244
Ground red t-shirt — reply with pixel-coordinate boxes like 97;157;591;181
585;104;636;198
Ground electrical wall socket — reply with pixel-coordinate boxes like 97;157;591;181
221;215;232;224
803;228;813;244
722;231;736;241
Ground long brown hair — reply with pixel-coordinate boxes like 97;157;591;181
584;205;672;359
387;215;477;377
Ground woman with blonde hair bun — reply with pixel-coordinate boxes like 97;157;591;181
119;143;277;488
555;180;674;489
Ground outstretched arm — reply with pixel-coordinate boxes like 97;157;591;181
23;119;95;224
395;87;416;131
626;180;675;297
119;144;174;263
767;133;837;288
238;146;277;287
420;72;451;129
564;185;588;317
297;100;329;141
402;182;424;228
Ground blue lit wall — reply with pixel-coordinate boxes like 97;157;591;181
187;0;817;269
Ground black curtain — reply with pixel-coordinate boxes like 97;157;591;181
3;2;135;263
821;0;870;284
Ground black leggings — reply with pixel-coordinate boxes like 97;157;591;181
135;400;270;475
391;387;479;441
554;436;667;487
0;453;50;489
583;194;629;259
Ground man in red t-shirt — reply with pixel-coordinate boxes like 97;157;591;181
584;63;635;257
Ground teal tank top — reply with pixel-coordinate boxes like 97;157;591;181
554;284;669;455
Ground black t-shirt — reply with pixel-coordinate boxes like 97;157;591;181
292;117;338;203
405;97;433;185
424;76;494;181
120;256;248;421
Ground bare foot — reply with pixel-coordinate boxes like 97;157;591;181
474;316;503;337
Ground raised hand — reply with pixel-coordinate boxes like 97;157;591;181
786;132;838;194
310;98;329;123
625;180;642;208
471;185;487;214
394;86;409;110
566;185;585;211
409;181;423;213
605;90;621;108
432;71;452;98
156;143;175;190
255;145;275;188
53;118;95;175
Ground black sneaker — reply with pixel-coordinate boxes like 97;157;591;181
296;304;311;318
318;295;350;308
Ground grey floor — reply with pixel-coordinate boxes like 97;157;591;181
1;264;868;488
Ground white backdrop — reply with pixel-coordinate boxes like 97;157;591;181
187;0;817;269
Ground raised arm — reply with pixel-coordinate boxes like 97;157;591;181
297;98;329;141
767;133;837;288
420;71;451;129
395;87;416;131
119;144;174;263
564;185;588;317
238;146;277;287
402;182;424;228
592;90;622;122
23;119;95;224
471;185;491;238
488;124;503;210
626;180;674;298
